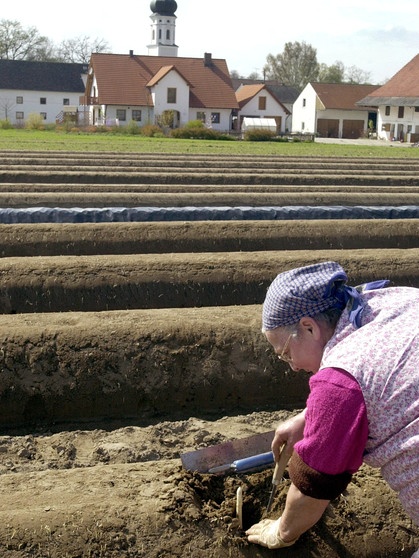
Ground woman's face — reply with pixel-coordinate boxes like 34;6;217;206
265;317;333;374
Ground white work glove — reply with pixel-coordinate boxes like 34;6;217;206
246;517;298;549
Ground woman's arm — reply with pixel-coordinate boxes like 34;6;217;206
272;408;306;460
280;483;329;542
246;483;329;548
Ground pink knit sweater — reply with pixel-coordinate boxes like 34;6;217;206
294;367;368;475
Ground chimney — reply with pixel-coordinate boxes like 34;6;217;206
204;52;213;67
129;50;134;57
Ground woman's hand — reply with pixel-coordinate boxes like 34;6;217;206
246;517;298;549
272;409;306;460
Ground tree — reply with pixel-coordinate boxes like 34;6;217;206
263;41;319;91
26;38;60;62
57;36;110;64
318;61;345;83
345;65;372;84
230;69;243;79
0;19;110;63
0;96;15;120
0;19;50;60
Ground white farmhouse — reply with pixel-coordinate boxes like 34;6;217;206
80;51;238;131
356;53;419;142
235;84;290;134
231;79;299;132
79;0;238;131
0;60;87;125
292;83;378;138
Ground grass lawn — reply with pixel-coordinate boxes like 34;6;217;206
0;128;419;158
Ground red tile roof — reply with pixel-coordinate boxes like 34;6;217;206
310;83;379;110
356;53;419;106
88;53;239;109
236;84;265;107
236;84;290;113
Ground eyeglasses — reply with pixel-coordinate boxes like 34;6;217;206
277;333;294;363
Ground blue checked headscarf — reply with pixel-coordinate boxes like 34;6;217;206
262;261;389;331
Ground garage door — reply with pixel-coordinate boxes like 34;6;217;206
342;120;364;139
317;119;339;138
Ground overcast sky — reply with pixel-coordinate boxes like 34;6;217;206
3;0;419;84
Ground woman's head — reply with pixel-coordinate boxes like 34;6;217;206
262;261;390;372
262;261;350;332
262;262;351;373
265;310;339;373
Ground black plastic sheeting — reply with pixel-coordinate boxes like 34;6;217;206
0;206;418;223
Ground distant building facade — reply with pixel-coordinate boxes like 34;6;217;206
80;51;238;130
357;53;419;142
231;78;298;132
292;82;378;139
234;83;291;134
0;60;87;125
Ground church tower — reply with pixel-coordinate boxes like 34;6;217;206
147;0;178;57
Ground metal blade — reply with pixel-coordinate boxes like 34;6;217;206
180;430;275;473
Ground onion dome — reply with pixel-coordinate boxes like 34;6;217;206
150;0;178;15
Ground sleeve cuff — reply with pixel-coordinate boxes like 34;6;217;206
289;451;352;501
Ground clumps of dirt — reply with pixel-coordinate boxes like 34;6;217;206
164;467;286;540
162;466;419;558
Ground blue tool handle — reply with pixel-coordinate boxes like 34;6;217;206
232;451;274;472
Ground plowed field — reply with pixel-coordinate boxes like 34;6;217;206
0;151;418;557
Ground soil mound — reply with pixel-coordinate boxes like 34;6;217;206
0;152;417;557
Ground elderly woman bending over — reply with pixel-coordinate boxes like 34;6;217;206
246;261;418;555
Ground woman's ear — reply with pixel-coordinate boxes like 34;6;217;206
299;317;322;339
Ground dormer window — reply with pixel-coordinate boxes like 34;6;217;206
167;88;177;103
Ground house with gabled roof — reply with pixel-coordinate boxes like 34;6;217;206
292;82;378;138
80;51;239;131
356;53;419;142
234;83;290;134
231;78;299;132
0;59;87;125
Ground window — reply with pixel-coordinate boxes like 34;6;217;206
211;112;220;124
398;106;404;118
152;30;155;40
16;96;23;104
132;110;142;121
258;96;266;110
385;106;391;116
302;98;306;107
40;97;46;105
16;111;24;119
301;122;305;130
63;98;70;105
159;29;162;40
167;88;177;103
166;30;170;40
415;107;419;112
116;109;126;121
40;112;47;120
196;112;205;122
